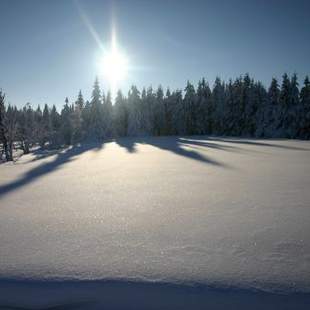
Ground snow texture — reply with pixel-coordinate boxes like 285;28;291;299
0;136;310;308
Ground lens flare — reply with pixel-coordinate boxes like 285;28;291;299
100;49;129;83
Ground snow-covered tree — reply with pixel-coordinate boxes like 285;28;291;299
71;90;84;143
299;76;310;138
17;103;35;153
127;85;141;136
102;91;113;138
0;90;11;161
49;104;61;147
212;77;226;134
113;90;128;137
61;98;73;145
196;78;212;134
183;81;196;135
262;78;281;137
89;78;104;140
4;105;18;160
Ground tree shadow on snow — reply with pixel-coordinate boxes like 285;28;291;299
29;148;65;163
0;143;105;198
178;137;241;152
115;136;231;167
208;137;310;151
3;135;305;199
114;137;137;153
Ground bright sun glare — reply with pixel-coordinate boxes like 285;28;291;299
100;48;129;84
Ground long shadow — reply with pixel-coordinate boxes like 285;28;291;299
2;135;308;199
0;143;105;199
208;137;310;151
179;137;241;152
114;137;137;153
117;136;230;167
5;136;283;199
29;148;64;163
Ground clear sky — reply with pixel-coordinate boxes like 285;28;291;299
0;0;309;108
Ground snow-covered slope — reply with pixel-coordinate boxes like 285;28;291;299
0;136;310;309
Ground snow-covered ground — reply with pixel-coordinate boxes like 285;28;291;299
0;136;310;309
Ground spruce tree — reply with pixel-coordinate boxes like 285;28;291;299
50;105;61;147
145;86;156;135
196;78;212;134
102;90;113;138
299;76;310;138
114;90;128;136
17;103;35;153
171;89;184;135
288;74;300;137
212;77;226;134
279;73;291;136
90;78;104;140
76;90;84;110
4;105;18;160
163;88;172;135
42;104;50;147
127;85;141;136
0;90;11;161
242;74;256;135
61;98;73;145
71;91;84;143
183;81;196;135
153;86;165;136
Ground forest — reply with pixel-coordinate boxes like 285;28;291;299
0;73;310;161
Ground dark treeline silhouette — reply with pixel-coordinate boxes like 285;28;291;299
0;73;310;161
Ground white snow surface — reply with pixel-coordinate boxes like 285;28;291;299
0;136;310;301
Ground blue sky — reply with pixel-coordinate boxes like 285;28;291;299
0;0;309;108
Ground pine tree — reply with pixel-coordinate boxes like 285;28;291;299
242;74;256;135
17;103;35;153
183;81;196;135
4;105;18;160
287;73;300;137
113;90;128;136
153;86;165;136
196;78;212;134
50;104;61;147
89;78;104;140
102;90;113;138
42;104;50;147
81;100;91;138
212;77;226;134
264;78;280;137
278;73;291;136
171;89;184;135
145;86;156;135
127;85;141;136
72;91;84;143
33;105;42;147
225;79;235;134
162;88;172;135
0;90;11;161
76;90;84;110
61;98;73;145
140;87;149;134
299;76;310;138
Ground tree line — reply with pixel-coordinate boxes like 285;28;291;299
1;73;309;161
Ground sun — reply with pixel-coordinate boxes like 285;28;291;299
100;48;129;84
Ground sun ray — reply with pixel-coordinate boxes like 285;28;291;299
99;35;129;101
